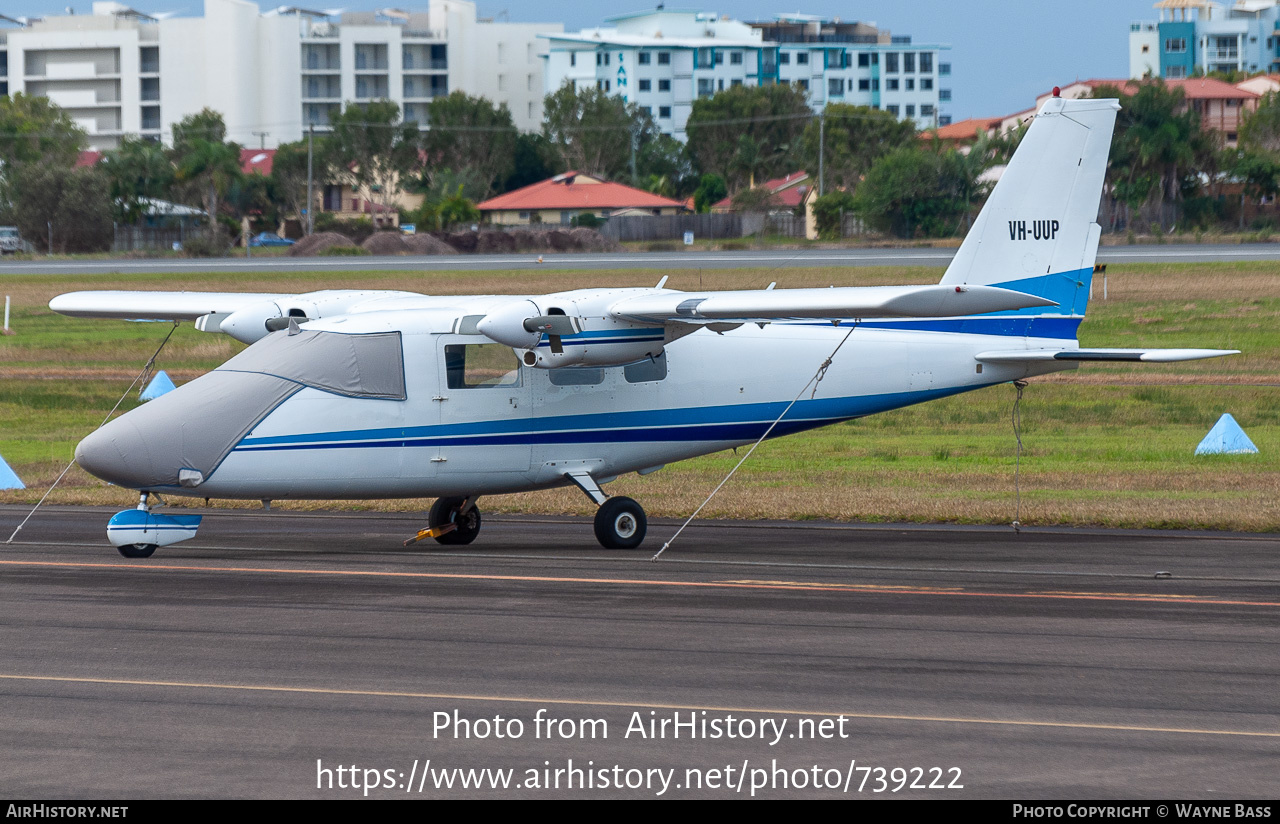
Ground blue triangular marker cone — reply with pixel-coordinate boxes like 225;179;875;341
0;454;24;490
1195;413;1259;455
140;370;176;401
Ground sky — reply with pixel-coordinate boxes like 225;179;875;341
12;0;1162;120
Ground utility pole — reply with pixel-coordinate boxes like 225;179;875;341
818;109;825;197
306;124;315;236
629;127;638;185
252;131;268;150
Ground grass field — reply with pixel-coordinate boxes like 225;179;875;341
2;261;1277;531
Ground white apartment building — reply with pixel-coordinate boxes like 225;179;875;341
540;10;950;141
755;15;950;127
0;0;560;150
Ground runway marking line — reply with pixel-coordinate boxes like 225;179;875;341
2;558;1278;608
0;673;1275;739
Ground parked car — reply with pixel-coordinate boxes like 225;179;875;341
249;232;295;247
0;226;21;254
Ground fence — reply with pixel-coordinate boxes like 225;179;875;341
595;211;871;242
598;212;755;242
112;224;188;253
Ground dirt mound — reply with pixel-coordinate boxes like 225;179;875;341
288;232;355;257
361;231;410;255
475;232;516;253
568;227;620;252
507;230;549;252
442;232;478;253
404;233;456;255
545;230;576;251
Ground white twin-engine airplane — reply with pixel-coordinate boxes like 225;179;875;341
51;96;1236;557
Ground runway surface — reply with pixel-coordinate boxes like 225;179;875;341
3;244;1279;276
1;505;1277;799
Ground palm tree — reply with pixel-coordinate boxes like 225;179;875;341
174;139;241;237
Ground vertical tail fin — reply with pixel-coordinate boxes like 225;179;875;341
940;96;1118;319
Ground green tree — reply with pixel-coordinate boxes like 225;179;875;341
268;140;319;232
170;110;243;242
0;93;85;171
226;168;275;235
851;145;977;238
437;185;481;228
501;132;562;192
948;133;1000;230
13;165;113;253
0;93;86;211
325;100;422;224
685;84;812;192
811;191;856;239
692;173;727;213
800;104;915;194
1227;147;1280;228
102;136;174;224
172;107;229;147
542;82;646;179
422;92;518;198
1090;80;1209;230
1240;91;1280;155
636;133;695;195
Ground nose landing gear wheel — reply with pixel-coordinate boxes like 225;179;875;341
594;496;647;549
117;543;157;559
429;496;481;545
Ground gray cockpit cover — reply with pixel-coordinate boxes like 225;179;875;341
76;371;303;489
75;330;406;489
217;329;406;400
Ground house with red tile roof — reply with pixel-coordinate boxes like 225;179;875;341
1035;78;1259;145
1236;74;1280;97
920;117;1007;147
240;149;276;176
711;171;811;213
477;172;685;225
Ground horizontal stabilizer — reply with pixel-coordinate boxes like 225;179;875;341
49;291;289;321
609;284;1057;324
976;348;1240;364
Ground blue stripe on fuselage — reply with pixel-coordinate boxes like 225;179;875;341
234;385;983;454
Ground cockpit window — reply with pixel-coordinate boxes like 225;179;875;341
218;329;406;400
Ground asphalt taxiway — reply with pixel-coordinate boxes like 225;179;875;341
3;244;1280;276
2;505;1277;799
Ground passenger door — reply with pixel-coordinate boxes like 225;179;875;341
434;336;533;475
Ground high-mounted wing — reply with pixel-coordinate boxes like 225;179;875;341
976;348;1239;363
48;291;289;321
607;284;1057;324
49;289;426;343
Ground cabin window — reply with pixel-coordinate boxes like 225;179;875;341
549;368;605;386
445;344;521;388
624;353;667;383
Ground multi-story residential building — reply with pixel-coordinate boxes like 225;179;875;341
0;0;560;150
540;9;949;141
1130;0;1280;80
748;15;950;127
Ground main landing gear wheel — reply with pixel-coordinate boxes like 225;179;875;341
594;496;647;550
429;496;481;545
117;543;157;559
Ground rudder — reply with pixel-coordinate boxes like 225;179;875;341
940;96;1118;319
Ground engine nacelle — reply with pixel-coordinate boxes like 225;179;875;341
478;294;670;370
519;336;666;369
474;300;546;349
220;300;287;344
